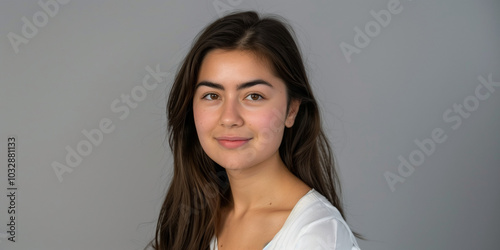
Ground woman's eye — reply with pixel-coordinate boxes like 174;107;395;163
202;93;219;100
245;93;263;101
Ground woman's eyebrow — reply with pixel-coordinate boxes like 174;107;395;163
237;79;273;90
195;79;274;91
195;81;224;90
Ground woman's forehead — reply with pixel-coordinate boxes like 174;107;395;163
197;49;281;87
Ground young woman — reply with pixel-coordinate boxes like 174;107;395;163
152;11;360;250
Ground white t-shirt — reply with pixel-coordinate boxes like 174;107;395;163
210;189;360;250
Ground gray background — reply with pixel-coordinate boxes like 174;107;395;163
1;0;499;249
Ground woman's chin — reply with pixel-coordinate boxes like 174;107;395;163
219;163;248;172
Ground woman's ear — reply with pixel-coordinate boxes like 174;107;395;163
285;99;301;128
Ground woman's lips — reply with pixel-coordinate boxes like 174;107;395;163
215;137;251;149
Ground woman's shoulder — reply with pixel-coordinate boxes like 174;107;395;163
296;189;344;219
281;189;346;226
266;189;360;250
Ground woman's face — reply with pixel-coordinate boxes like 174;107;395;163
193;49;299;171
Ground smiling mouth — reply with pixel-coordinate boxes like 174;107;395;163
216;138;251;149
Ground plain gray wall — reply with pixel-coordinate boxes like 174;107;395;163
1;0;499;249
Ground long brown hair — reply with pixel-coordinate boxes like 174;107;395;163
153;11;354;250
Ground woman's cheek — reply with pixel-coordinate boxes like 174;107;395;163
194;107;211;135
252;110;286;144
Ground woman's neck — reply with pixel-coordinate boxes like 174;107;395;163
225;152;309;216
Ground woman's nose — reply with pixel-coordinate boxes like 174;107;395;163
219;98;243;128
